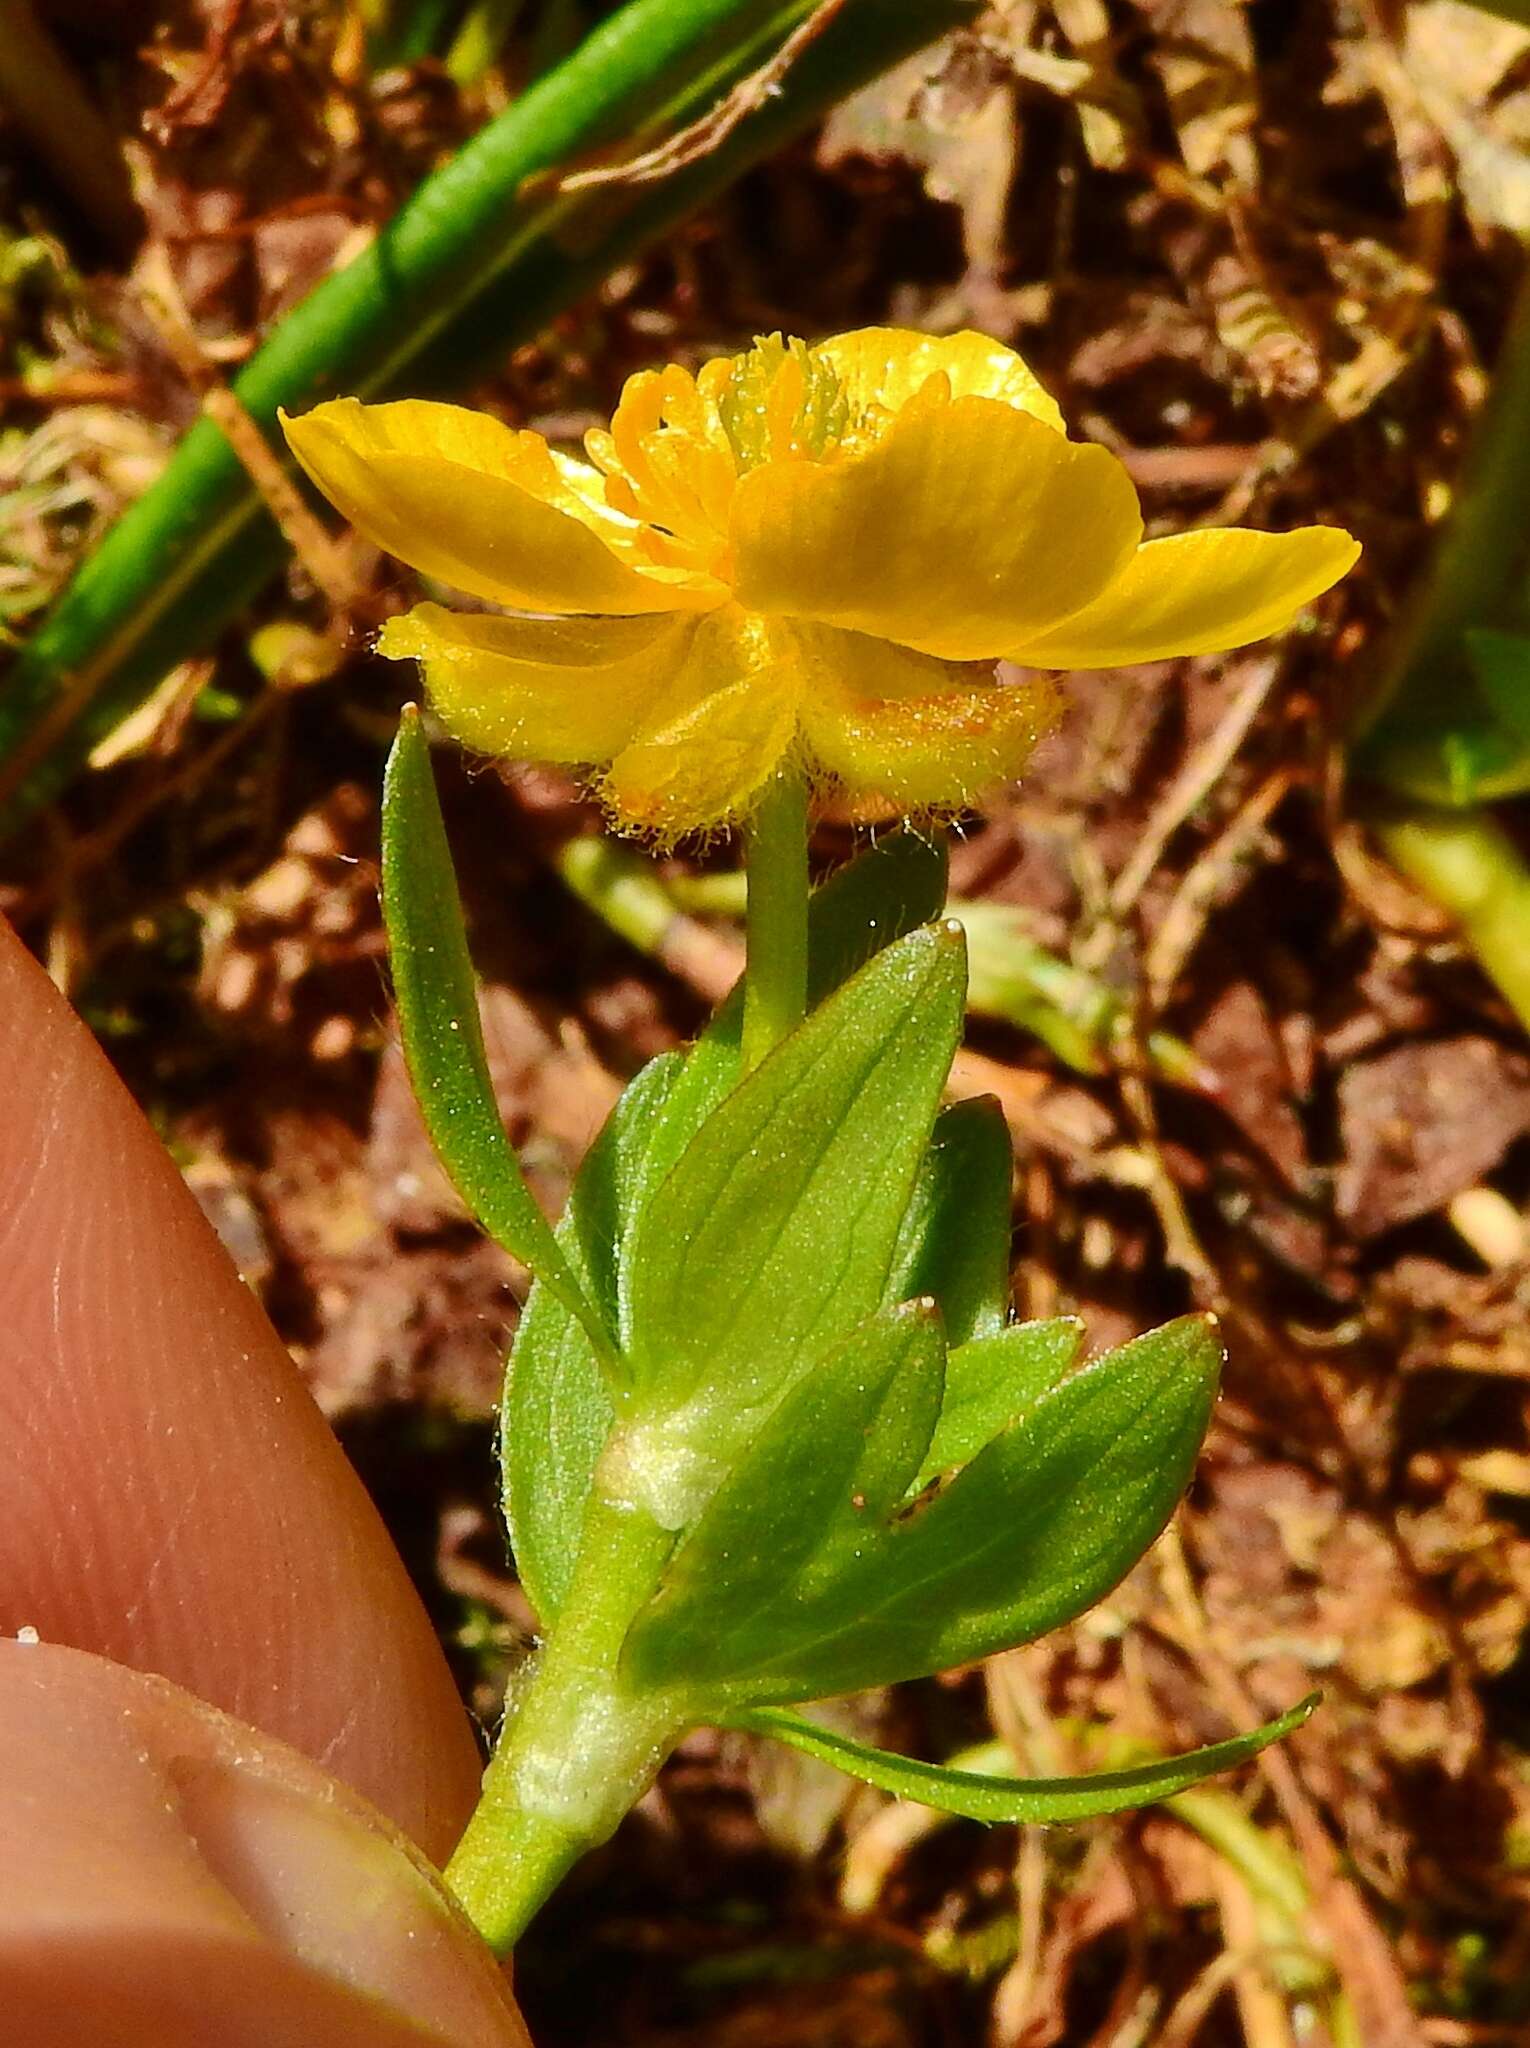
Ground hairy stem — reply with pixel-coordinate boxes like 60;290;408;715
446;1494;680;1952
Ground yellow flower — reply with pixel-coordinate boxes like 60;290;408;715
281;329;1358;837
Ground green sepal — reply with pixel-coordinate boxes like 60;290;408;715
910;1316;1084;1496
885;1095;1013;1345
628;1314;1221;1707
502;1052;682;1623
381;710;616;1362
620;1300;945;1687
617;923;967;1513
729;1693;1319;1824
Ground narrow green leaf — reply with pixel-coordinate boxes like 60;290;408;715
640;1314;1220;1706
503;1050;683;1623
617;923;968;1520
911;1316;1084;1495
381;710;613;1362
885;1095;1013;1344
625;1302;945;1687
730;1694;1318;1824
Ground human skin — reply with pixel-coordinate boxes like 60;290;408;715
0;1640;525;2048
0;916;527;2043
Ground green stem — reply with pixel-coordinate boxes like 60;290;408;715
740;771;810;1071
446;1492;682;1952
1371;802;1530;1033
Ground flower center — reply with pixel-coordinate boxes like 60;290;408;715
716;335;853;470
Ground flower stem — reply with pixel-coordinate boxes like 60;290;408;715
445;1492;681;1953
740;770;809;1071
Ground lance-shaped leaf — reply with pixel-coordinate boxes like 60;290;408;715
729;1694;1318;1824
644;829;951;1193
622;1302;945;1684
800;830;950;1009
504;837;955;1607
502;1052;682;1624
382;709;614;1365
885;1095;1013;1345
911;1316;1085;1496
615;923;967;1527
630;1315;1221;1704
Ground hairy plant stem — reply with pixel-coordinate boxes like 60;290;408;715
740;770;809;1072
446;1491;681;1953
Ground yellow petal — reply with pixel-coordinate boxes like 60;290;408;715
603;607;801;838
795;623;1061;812
377;604;692;763
1005;526;1361;669
730;394;1141;662
812;327;1065;434
282;399;721;614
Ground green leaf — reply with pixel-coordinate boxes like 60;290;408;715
630;1314;1220;1706
911;1316;1085;1495
729;1694;1318;1824
625;1301;945;1687
651;829;952;1174
503;1051;682;1624
614;923;968;1524
381;709;613;1362
801;830;950;1009
503;835;952;1612
885;1095;1013;1344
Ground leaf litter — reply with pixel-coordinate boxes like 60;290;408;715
5;1;1530;2041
